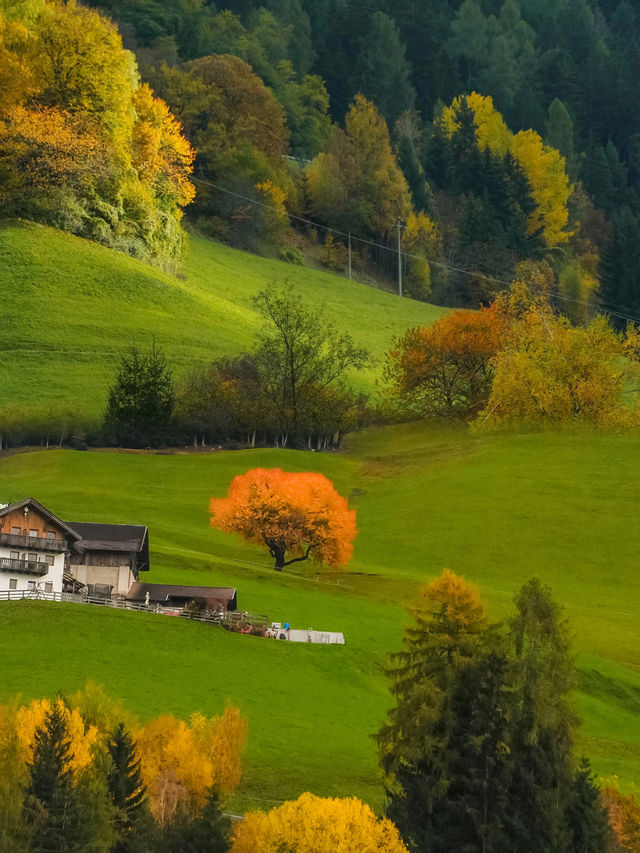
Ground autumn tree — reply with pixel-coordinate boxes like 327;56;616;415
601;786;640;851
0;1;194;266
385;305;509;418
135;707;247;826
478;308;640;429
230;792;409;853
439;93;573;249
306;94;412;239
210;468;357;571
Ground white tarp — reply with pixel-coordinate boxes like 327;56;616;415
286;629;345;645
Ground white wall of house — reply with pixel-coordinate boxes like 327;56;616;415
69;562;134;596
0;545;64;594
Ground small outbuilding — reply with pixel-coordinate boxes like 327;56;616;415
66;522;149;598
126;582;238;612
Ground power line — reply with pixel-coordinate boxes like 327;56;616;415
190;175;640;326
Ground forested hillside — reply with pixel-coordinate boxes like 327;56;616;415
78;0;640;315
3;0;638;315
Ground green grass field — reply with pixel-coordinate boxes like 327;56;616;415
0;221;442;425
0;425;639;811
2;224;639;813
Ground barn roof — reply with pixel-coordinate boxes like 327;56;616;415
66;522;148;553
126;582;237;606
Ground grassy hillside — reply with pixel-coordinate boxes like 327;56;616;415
0;425;639;810
0;221;442;424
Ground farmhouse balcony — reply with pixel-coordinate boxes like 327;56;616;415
0;557;49;576
0;532;65;552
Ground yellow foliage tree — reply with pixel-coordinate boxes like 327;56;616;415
231;792;410;853
132;83;195;212
136;706;247;825
478;308;640;429
441;93;573;248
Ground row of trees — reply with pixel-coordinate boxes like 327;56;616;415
104;285;370;449
0;684;246;851
7;579;638;851
376;570;632;852
386;265;640;429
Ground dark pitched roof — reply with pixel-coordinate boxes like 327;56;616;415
66;522;147;552
0;498;82;540
127;582;237;606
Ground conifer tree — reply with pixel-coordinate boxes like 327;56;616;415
505;578;578;853
24;700;88;853
162;787;231;853
566;759;612;853
107;722;155;852
104;342;175;447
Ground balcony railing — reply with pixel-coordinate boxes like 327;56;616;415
0;532;65;551
0;557;49;576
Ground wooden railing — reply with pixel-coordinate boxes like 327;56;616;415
0;557;49;576
0;589;270;628
0;532;65;551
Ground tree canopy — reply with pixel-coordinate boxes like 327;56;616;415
210;468;357;571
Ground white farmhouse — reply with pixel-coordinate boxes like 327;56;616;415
0;498;149;597
0;498;81;595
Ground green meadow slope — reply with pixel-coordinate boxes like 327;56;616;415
0;425;639;811
0;221;442;425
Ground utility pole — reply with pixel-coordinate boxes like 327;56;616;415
348;232;352;281
395;218;405;297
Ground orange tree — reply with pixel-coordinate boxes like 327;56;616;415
385;305;509;418
210;468;356;572
230;792;409;853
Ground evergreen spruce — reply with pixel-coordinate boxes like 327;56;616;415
107;722;155;852
566;759;612;853
504;579;578;853
25;700;87;853
104;341;175;447
162;787;230;853
600;207;640;326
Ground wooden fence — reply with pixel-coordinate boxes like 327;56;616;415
0;588;270;629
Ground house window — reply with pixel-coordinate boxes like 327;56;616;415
28;553;37;563
44;582;53;593
8;579;17;590
29;529;38;538
46;531;55;539
9;551;18;560
44;555;54;566
11;526;20;535
27;581;36;590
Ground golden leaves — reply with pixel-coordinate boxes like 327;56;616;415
231;792;410;853
441;92;573;247
135;707;247;825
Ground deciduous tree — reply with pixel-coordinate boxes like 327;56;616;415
478;309;640;429
136;707;246;826
230;792;409;853
210;468;357;571
385;305;509;418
